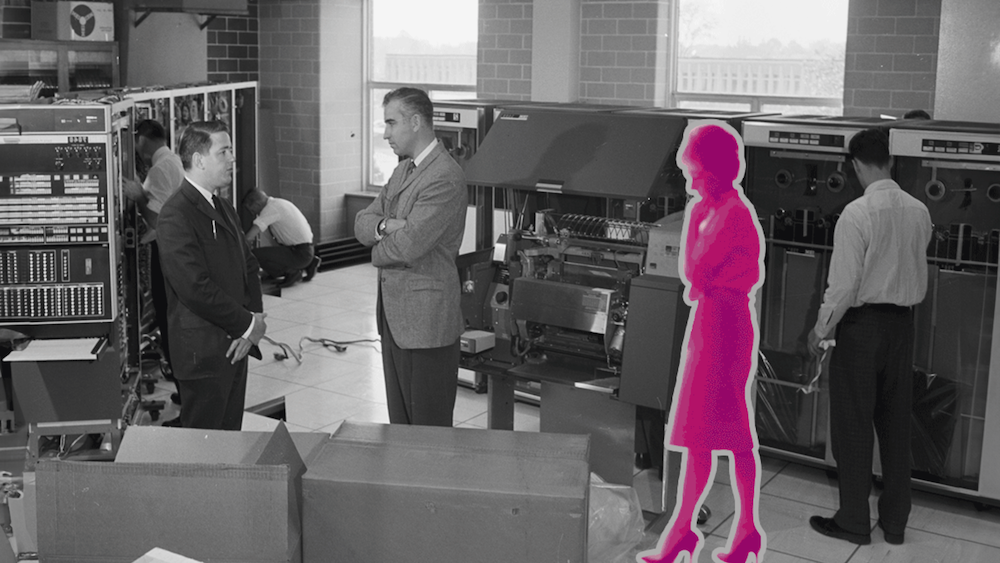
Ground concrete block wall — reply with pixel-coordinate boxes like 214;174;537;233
318;0;363;241
258;0;322;237
843;0;941;117
578;0;667;105
207;0;259;83
477;0;533;101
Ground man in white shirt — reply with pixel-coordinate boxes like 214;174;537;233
807;128;932;546
242;188;319;288
123;120;185;403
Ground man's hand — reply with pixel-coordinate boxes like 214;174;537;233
807;328;827;357
384;218;406;234
226;312;267;364
122;178;146;204
248;312;267;345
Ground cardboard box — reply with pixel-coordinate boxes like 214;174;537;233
36;423;305;563
31;1;114;41
303;422;591;563
133;548;204;563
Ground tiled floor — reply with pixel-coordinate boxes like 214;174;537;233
145;263;1000;563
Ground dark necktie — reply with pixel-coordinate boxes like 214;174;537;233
212;194;232;231
405;160;416;179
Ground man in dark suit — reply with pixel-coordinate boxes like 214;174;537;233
355;87;468;426
157;121;267;430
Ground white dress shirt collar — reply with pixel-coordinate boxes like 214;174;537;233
412;138;438;168
186;176;216;207
863;177;898;195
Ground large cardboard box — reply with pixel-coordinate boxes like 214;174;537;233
303;422;591;563
36;423;305;563
31;1;114;41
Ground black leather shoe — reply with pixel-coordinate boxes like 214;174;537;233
277;270;303;288
303;256;321;282
809;516;871;545
161;416;182;428
878;519;904;545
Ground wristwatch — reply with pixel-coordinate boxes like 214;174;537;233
376;218;388;241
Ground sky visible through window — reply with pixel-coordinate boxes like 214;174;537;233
373;0;478;45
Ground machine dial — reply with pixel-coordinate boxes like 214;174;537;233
775;169;793;189
988;184;1000;203
925;179;946;201
826;171;846;193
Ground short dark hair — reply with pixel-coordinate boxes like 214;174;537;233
135;119;166;141
243;187;269;216
903;109;931;120
383;87;433;125
848;127;891;169
178;121;229;170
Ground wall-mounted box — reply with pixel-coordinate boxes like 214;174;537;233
31;1;114;41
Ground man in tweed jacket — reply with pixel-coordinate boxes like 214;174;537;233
355;87;468;426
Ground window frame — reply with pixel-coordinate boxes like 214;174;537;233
362;3;477;191
667;0;846;114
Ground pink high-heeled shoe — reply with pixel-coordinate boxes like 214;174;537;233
641;529;702;563
713;530;763;563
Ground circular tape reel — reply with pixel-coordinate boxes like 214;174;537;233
775;169;793;189
826;171;846;193
987;184;1000;203
925;179;946;201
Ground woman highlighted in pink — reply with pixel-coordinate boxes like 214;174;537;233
638;122;766;563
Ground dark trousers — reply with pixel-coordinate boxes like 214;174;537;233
378;304;459;426
150;241;171;365
253;242;314;279
829;304;914;536
175;360;248;430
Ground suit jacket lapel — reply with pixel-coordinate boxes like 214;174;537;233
396;145;450;211
180;181;238;238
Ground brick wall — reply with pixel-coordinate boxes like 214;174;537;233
477;0;532;101
843;0;941;117
0;0;30;39
578;0;667;105
207;0;259;83
258;0;321;234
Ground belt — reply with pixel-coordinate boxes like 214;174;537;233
856;303;911;313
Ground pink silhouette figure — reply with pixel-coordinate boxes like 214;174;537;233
638;122;766;563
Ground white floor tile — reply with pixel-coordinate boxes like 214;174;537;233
314;366;388;404
761;461;841;511
751;494;867;563
343;402;391;425
283;386;377;430
273;280;343;302
263;299;350;325
243;373;309;410
905;489;1000;548
308;287;378;313
848;530;1000;563
250;351;357;388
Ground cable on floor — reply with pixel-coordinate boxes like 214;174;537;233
260;334;381;362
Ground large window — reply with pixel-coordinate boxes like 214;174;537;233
366;1;477;188
674;0;849;115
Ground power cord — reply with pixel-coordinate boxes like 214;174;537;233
261;334;381;362
298;336;381;354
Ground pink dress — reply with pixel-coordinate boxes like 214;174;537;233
668;193;762;453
